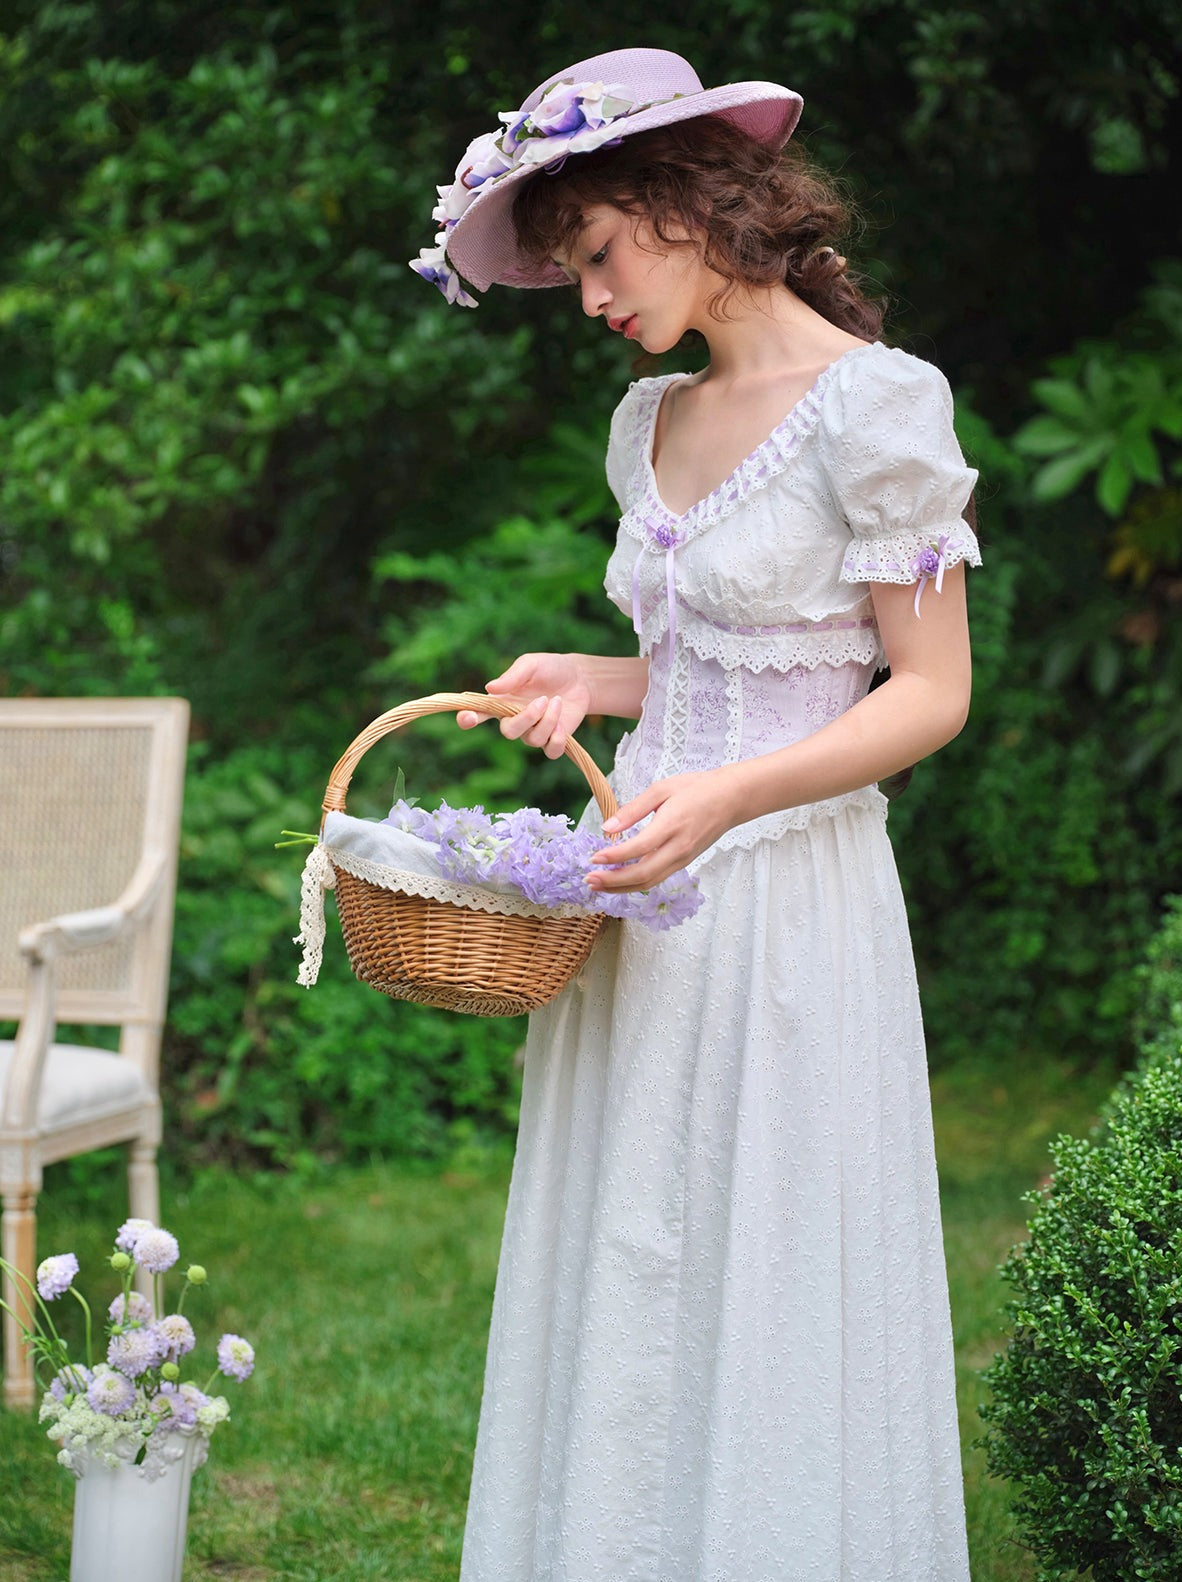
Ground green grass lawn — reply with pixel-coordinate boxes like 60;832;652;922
0;1055;1117;1580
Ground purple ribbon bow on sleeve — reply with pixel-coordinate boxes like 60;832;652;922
910;534;951;618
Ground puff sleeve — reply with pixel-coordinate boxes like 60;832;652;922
819;346;982;588
604;384;637;516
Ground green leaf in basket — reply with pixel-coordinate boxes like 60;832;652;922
391;767;419;809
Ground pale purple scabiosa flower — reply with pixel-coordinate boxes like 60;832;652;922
217;1333;255;1381
49;1364;92;1401
87;1367;137;1416
151;1380;209;1428
36;1253;79;1301
108;1290;154;1324
132;1226;180;1274
115;1216;156;1252
155;1313;196;1357
108;1325;167;1378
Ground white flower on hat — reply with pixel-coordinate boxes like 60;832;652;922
411;78;640;306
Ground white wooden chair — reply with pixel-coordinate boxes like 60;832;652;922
0;697;189;1408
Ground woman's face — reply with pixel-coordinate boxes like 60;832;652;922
552;204;711;354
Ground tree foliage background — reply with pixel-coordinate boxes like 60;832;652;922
2;0;1180;1168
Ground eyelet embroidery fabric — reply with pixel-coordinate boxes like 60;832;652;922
460;344;977;1582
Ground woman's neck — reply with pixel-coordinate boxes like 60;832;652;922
693;284;868;384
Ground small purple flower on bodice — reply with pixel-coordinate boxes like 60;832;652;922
632;514;686;647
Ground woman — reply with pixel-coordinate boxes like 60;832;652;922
411;46;979;1582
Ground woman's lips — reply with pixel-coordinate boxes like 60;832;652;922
613;315;638;339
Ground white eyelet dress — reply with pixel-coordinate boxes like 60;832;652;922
459;342;982;1582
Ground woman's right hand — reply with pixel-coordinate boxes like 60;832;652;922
456;653;594;759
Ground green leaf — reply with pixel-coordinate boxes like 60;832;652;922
1031;378;1094;424
1088;640;1121;698
1031;441;1110;501
1096;452;1133;516
1013;415;1085;457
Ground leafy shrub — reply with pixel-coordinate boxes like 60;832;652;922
1133;896;1182;1068
979;901;1182;1579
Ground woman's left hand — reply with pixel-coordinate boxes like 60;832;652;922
587;769;738;893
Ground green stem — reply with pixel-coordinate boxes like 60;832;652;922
69;1286;94;1370
202;1366;224;1395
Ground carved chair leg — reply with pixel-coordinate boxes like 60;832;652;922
128;1140;161;1303
1;1186;38;1411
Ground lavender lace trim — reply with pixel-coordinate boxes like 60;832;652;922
635;606;885;672
701;785;890;857
840;523;982;587
619;348;884;543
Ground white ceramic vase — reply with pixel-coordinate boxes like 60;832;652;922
69;1430;205;1582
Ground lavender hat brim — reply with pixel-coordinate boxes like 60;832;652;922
442;53;803;294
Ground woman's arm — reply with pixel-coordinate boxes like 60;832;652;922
456;652;650;757
587;567;971;891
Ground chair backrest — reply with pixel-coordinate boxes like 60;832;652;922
0;698;189;1029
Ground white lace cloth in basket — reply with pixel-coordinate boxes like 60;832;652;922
295;811;598;987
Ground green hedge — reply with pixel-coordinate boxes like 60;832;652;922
979;897;1182;1580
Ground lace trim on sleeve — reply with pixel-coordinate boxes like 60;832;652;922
839;521;982;587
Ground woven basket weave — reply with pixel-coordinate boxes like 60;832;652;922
320;692;618;1017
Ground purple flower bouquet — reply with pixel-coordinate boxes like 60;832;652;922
383;798;704;932
0;1220;253;1481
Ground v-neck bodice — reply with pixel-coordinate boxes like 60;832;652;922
644;341;882;524
598;340;982;853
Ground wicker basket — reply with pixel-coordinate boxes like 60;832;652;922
319;692;619;1017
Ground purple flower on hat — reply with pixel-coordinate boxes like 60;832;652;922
458;130;515;190
36;1253;79;1301
409;235;478;308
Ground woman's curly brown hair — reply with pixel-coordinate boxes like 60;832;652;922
511;116;884;340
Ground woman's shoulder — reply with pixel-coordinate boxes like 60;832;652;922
607;373;680;457
821;341;956;447
611;371;682;419
828;341;954;407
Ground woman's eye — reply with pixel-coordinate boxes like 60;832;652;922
589;245;608;265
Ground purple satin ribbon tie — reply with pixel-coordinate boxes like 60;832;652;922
632;517;684;648
911;533;951;618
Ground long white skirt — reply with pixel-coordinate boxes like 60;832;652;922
460;803;969;1582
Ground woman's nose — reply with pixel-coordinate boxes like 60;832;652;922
581;278;610;318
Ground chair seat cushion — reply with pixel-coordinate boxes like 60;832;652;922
0;1042;150;1132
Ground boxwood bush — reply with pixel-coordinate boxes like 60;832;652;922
980;897;1182;1580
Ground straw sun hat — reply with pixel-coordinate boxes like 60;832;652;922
410;47;803;305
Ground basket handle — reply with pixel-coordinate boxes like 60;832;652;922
320;692;618;830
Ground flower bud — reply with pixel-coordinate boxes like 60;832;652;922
160;1361;180;1382
185;1264;207;1286
109;1251;132;1273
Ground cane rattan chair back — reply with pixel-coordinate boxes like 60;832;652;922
0;697;188;1408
